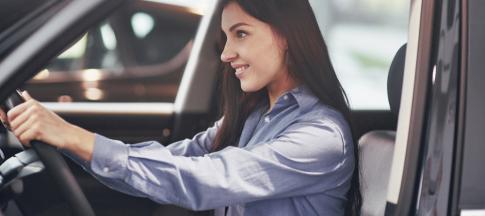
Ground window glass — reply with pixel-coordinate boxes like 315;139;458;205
24;0;204;103
310;0;409;109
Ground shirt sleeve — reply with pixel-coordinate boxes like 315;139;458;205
86;118;354;211
165;119;221;157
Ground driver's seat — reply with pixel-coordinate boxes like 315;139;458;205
358;44;406;216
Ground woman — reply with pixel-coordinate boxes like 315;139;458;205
1;0;361;215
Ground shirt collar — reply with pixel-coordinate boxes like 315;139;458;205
287;85;319;112
255;85;320;116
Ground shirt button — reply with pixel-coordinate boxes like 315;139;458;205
103;167;110;173
264;117;270;123
283;95;288;100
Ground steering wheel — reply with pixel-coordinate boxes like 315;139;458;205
1;90;95;216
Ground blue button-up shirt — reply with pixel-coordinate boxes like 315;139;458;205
66;86;355;216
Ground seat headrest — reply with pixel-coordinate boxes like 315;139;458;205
387;44;406;115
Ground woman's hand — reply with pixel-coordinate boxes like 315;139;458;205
0;92;95;161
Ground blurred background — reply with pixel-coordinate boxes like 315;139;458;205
25;0;409;110
310;0;408;109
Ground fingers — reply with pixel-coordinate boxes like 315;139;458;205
10;108;36;137
0;109;6;121
5;95;43;146
0;111;11;131
18;125;38;147
6;98;35;124
6;90;35;122
9;103;39;131
21;91;32;100
13;115;39;145
0;109;8;126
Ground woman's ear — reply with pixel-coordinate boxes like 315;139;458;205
271;29;288;51
280;36;288;51
276;36;288;53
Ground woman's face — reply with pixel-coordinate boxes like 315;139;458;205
221;2;290;92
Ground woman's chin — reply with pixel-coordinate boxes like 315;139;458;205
240;83;261;93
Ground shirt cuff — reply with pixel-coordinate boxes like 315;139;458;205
90;134;129;179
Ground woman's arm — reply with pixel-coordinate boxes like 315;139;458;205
0;92;220;160
1;93;354;210
165;118;221;156
84;118;354;211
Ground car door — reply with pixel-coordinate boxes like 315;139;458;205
385;0;485;215
0;0;220;215
456;1;485;214
383;0;453;214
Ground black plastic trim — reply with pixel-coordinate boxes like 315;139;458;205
385;202;396;216
450;0;467;214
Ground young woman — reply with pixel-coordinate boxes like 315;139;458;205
1;0;361;215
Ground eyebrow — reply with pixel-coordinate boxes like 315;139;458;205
228;22;250;32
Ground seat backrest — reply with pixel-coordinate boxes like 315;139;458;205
359;44;406;216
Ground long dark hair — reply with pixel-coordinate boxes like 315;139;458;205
212;0;361;215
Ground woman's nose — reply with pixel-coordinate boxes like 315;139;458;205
220;44;237;62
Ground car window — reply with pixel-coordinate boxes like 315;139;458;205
310;0;409;110
23;0;204;103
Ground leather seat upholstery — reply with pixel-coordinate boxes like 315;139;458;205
359;44;406;216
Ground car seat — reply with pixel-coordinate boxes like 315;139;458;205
358;44;406;216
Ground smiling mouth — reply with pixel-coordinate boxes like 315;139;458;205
235;65;249;78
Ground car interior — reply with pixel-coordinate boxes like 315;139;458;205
359;43;406;216
0;0;412;215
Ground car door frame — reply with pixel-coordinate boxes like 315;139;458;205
385;0;438;214
385;0;485;215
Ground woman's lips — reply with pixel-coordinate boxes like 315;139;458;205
235;65;249;79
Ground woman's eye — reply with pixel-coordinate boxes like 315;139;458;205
236;30;248;39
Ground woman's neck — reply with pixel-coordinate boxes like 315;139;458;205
266;77;298;112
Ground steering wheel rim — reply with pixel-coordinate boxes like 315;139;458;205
30;141;95;216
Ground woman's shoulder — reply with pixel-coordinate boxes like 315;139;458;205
292;102;351;140
300;102;347;124
290;87;347;125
